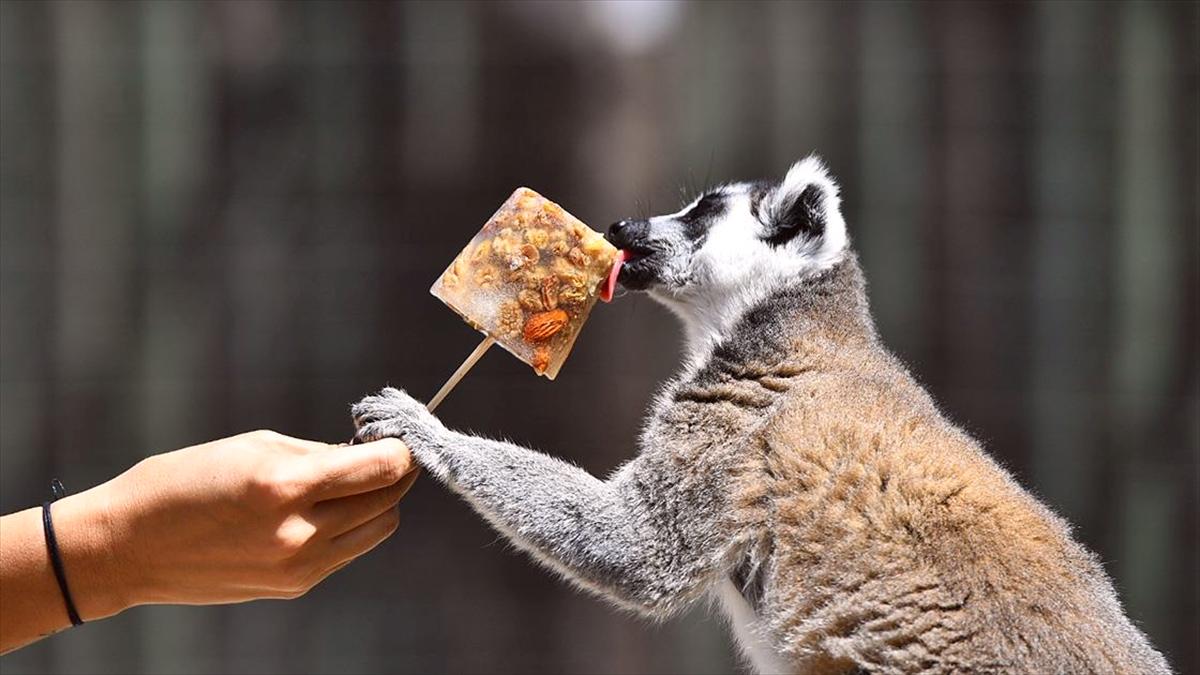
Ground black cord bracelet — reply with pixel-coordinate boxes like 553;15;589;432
42;478;84;627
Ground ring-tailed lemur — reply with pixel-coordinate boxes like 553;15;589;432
352;156;1169;674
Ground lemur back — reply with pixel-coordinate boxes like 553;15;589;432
353;157;1169;674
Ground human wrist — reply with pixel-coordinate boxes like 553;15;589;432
48;480;137;620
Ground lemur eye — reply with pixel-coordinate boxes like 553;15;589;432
677;193;726;242
685;194;724;222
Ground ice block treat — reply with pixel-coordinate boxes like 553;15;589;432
431;188;619;380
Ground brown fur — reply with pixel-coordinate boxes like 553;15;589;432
677;255;1169;673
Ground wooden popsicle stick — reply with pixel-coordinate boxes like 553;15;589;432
426;335;495;412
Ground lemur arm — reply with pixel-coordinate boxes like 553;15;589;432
351;387;727;618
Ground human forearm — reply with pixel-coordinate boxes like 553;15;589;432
0;484;128;654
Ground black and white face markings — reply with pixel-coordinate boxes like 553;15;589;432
605;187;732;290
607;155;847;300
676;189;730;247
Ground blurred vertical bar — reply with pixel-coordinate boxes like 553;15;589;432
0;4;55;673
576;7;676;219
221;0;299;436
399;0;478;184
0;0;54;499
1030;1;1109;525
1112;0;1182;654
857;1;929;362
51;1;142;670
136;0;218;672
769;0;838;168
675;1;763;179
938;3;1032;474
300;0;372;437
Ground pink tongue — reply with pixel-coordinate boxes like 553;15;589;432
599;250;628;303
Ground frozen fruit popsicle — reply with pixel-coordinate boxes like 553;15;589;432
425;188;620;410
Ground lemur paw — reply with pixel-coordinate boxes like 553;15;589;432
352;387;444;446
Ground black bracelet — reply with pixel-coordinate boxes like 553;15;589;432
42;478;83;627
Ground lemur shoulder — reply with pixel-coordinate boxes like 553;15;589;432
353;156;1169;675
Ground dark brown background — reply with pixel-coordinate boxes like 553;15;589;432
1;1;1196;673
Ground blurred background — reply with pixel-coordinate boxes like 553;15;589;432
1;1;1196;673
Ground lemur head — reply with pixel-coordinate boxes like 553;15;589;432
607;155;848;347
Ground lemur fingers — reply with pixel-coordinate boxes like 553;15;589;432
351;387;445;446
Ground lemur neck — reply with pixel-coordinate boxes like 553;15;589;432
684;254;876;366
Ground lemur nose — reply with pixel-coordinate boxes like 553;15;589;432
607;219;643;247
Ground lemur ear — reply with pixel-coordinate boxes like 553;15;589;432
761;155;847;261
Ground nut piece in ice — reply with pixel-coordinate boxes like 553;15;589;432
442;259;465;288
497;300;524;337
519;243;540;265
524;228;549;248
470;239;492;263
531;347;551;375
559;285;588;306
567;246;588;268
474;265;498;288
581;234;611;256
493;228;520;257
517;288;544;312
523;309;568;342
540;276;559;310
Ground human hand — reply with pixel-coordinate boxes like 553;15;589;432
52;430;417;618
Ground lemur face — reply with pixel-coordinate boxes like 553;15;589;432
606;156;847;316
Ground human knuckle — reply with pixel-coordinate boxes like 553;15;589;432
245;429;282;445
374;449;407;483
253;462;311;504
246;474;279;505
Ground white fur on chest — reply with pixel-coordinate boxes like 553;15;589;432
716;578;789;675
